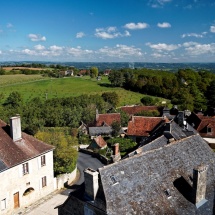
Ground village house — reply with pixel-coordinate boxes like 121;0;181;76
126;116;166;142
187;112;215;147
88;135;107;151
0;115;55;214
58;120;215;215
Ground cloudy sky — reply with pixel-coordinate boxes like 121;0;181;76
0;0;215;62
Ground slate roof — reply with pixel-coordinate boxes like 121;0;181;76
0;120;54;172
187;113;215;138
120;105;159;117
98;134;215;215
127;116;166;137
95;113;121;127
89;126;113;137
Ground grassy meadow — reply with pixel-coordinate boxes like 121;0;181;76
0;74;168;106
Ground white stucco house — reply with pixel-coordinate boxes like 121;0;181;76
0;115;56;214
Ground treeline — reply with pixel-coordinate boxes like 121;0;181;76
108;68;215;112
0;91;121;135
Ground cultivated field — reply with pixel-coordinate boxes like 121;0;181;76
2;67;48;71
0;75;167;106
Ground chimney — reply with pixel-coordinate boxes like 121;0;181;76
10;115;22;141
96;109;99;121
84;168;99;200
113;143;119;156
164;122;171;133
112;143;121;162
177;111;185;127
193;164;208;208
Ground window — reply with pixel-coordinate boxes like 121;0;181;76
41;155;46;166
42;176;47;187
207;127;212;133
1;199;6;210
23;163;29;175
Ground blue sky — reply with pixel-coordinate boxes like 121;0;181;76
0;0;215;62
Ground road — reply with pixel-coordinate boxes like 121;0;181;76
61;152;104;195
24;152;105;215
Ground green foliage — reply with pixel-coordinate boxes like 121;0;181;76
102;92;119;107
111;121;121;137
4;91;23;107
0;68;6;75
141;96;155;105
117;109;130;127
108;70;125;87
35;129;78;175
90;67;99;78
107;137;137;154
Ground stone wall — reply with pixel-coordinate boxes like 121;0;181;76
56;167;77;189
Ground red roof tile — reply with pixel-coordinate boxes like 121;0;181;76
120;105;159;116
95;113;121;127
127;116;165;136
94;135;107;148
0;120;54;170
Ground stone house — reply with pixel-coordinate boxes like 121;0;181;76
94;112;121;127
0;116;55;214
58;128;215;214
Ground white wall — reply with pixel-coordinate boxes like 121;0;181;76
0;151;55;215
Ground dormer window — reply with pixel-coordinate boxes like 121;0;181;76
207;127;212;133
164;189;172;199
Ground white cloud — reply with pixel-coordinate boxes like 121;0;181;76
184;42;215;55
7;23;13;28
0;50;2;54
76;32;85;38
157;22;171;28
95;27;131;39
34;44;45;50
146;42;180;51
182;42;199;47
210;25;215;33
124;22;149;30
28;34;46;42
181;33;204;38
97;44;142;58
49;45;63;51
148;0;172;8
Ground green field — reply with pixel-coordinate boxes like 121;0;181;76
0;75;168;106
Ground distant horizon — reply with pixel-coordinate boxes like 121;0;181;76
0;0;215;62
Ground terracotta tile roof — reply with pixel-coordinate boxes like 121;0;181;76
0;120;54;171
120;105;159;116
95;113;121;127
94;135;107;148
187;113;215;138
127;116;165;136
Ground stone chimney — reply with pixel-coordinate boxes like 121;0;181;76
10;115;22;141
177;111;185;127
112;143;121;162
193;164;208;208
96;109;99;121
84;168;99;200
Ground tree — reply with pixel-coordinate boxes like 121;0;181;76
90;67;99;78
108;70;125;87
102;92;119;107
35;129;78;175
206;80;215;108
141;96;154;105
111;121;121;137
4;91;23;108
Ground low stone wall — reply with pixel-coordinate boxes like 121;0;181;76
56;167;77;189
79;148;111;165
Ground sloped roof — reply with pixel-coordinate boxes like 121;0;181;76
93;135;107;148
89;126;113;136
127;116;165;136
120;105;159;116
95;113;121;127
99;134;215;215
0;120;54;172
187;113;215;137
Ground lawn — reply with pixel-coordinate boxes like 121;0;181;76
0;75;168;106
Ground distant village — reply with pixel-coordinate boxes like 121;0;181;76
1;64;215;214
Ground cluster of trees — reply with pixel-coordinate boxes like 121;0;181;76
108;68;215;112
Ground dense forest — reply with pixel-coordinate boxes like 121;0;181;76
108;68;215;112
